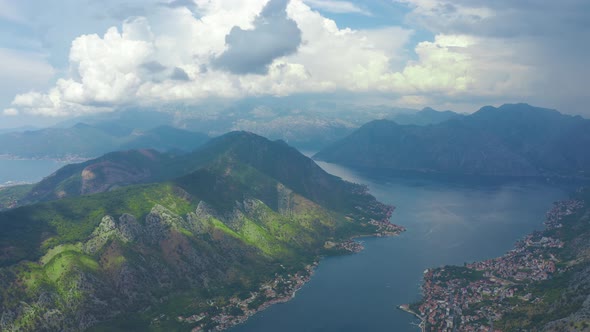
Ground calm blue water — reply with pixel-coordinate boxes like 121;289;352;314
232;162;570;332
0;159;67;184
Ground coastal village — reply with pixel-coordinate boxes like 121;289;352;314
370;219;406;237
404;198;585;331
181;218;405;331
180;262;318;331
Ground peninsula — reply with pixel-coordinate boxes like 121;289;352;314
404;188;590;331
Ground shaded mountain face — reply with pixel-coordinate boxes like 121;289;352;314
315;103;590;178
391;107;463;126
0;131;394;331
0;124;209;159
16;149;180;205
4;131;389;220
120;126;210;152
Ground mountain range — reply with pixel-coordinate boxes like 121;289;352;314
390;107;463;126
315;103;590;178
0;123;209;159
0;131;396;331
1;103;460;159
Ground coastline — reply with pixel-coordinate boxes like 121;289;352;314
398;304;425;332
401;196;586;331
0;154;89;164
183;221;406;331
0;181;32;189
181;262;319;332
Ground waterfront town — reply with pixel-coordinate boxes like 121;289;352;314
370;219;407;237
404;198;585;331
180;218;406;331
179;262;319;331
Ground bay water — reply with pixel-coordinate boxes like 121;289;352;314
0;158;67;184
232;162;570;332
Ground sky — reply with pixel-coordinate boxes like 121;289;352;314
0;0;589;127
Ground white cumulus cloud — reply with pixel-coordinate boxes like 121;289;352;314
7;0;414;116
3;108;19;116
5;0;588;117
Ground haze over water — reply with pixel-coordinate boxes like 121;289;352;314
233;162;571;332
0;159;67;184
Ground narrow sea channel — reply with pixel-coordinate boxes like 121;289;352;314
0;158;67;184
232;161;570;332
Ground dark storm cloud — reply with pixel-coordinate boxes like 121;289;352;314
212;0;302;75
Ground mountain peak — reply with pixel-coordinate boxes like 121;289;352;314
316;102;590;177
420;107;438;113
476;103;560;116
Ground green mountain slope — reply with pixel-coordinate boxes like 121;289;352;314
0;132;397;331
315;104;590;178
3;132;389;221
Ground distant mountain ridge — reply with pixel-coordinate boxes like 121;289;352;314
0;124;209;159
391;107;463;125
49;105;422;151
315;103;590;178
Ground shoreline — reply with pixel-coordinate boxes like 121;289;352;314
402;197;585;331
182;262;319;332
398;305;425;332
0;154;89;163
183;222;406;331
0;181;32;189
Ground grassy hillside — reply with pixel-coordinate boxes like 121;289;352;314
0;132;396;331
0;184;33;210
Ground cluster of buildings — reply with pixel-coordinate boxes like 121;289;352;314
183;262;318;331
411;198;585;331
544;199;584;230
368;219;406;236
468;235;558;282
338;239;365;253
